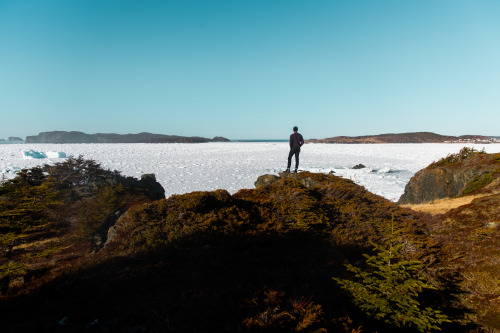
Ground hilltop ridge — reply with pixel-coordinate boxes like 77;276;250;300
25;131;230;144
308;131;499;144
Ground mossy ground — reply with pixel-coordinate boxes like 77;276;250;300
1;171;482;332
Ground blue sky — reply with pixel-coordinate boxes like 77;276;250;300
1;0;499;140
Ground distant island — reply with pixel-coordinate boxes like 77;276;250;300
25;131;230;144
307;131;500;144
0;137;24;143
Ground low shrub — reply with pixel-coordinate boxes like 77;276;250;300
429;147;485;168
333;218;450;332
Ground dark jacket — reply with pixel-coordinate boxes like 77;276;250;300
290;132;304;148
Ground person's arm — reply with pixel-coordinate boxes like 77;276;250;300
299;134;304;147
290;134;293;148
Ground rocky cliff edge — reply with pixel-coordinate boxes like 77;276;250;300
398;148;500;205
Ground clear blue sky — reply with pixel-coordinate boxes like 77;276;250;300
1;0;499;140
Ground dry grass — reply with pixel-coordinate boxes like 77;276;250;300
401;193;497;215
13;237;63;251
402;178;500;216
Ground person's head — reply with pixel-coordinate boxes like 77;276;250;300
293;126;298;132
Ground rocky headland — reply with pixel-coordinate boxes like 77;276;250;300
25;131;230;143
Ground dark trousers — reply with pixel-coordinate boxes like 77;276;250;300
287;146;300;170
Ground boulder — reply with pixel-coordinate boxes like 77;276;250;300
139;174;166;200
352;164;366;169
254;174;279;188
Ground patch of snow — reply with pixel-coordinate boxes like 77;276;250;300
46;151;67;158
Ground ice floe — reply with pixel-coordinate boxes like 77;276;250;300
22;150;67;159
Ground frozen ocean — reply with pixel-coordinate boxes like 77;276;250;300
1;142;500;202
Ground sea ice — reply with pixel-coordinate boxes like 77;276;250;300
46;151;67;158
1;143;500;202
22;150;47;159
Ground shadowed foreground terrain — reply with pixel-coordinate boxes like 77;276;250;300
399;148;500;329
0;156;498;332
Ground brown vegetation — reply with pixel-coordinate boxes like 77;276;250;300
2;154;500;332
0;168;483;332
0;157;164;296
399;149;500;329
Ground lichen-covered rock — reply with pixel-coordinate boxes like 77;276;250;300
254;174;279;188
278;171;319;188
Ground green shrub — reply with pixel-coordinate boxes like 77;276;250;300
333;218;450;332
76;184;127;240
0;174;63;256
429;147;485;168
0;261;26;280
461;173;495;196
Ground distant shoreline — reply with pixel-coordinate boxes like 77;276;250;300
308;132;500;144
233;139;288;142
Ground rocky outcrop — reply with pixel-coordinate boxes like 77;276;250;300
398;168;476;204
116;173;165;201
398;150;500;204
90;173;165;252
25;131;230;144
352;164;366;169
254;171;319;189
254;174;279;188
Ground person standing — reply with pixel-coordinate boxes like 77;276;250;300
286;126;304;173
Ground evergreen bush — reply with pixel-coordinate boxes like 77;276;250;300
333;218;450;332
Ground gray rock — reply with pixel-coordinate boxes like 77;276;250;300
300;177;319;188
278;172;319;188
486;222;499;229
105;225;118;247
398;167;479;204
398;152;499;204
254;174;279;188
